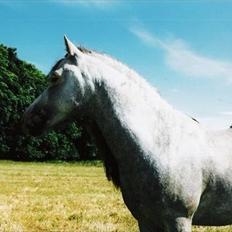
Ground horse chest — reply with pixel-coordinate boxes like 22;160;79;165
118;158;164;221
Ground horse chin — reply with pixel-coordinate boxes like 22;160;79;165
50;118;73;131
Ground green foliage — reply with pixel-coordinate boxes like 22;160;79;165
0;44;93;161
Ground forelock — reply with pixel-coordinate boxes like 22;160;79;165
50;55;79;74
50;58;65;73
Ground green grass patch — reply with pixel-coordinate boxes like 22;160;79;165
0;161;230;231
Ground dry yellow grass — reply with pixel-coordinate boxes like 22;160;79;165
0;161;231;232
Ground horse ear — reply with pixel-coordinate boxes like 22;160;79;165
64;35;81;56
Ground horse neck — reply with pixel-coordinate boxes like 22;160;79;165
86;59;192;158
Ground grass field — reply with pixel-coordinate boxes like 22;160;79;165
0;161;231;232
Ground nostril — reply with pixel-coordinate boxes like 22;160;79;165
26;120;34;129
40;109;46;115
22;106;49;136
33;115;42;124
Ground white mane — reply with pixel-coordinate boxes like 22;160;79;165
76;50;208;157
77;49;232;189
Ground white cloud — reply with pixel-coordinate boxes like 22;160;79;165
54;0;118;8
130;26;232;130
130;27;232;81
198;116;232;130
186;112;232;129
219;111;232;116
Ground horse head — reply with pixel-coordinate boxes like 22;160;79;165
23;36;94;135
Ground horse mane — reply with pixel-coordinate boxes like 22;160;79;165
78;46;92;54
76;46;203;187
58;46;201;188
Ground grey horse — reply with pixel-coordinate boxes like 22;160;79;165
23;36;232;232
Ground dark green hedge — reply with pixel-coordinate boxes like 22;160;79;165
0;44;95;161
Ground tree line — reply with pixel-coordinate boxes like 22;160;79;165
0;44;96;161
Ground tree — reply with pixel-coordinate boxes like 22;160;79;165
0;44;95;161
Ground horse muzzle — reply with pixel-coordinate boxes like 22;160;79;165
22;106;51;136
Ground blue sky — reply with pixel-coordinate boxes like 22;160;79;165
1;0;232;129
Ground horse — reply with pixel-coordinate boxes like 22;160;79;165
23;36;232;232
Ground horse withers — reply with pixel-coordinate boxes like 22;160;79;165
23;36;232;232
